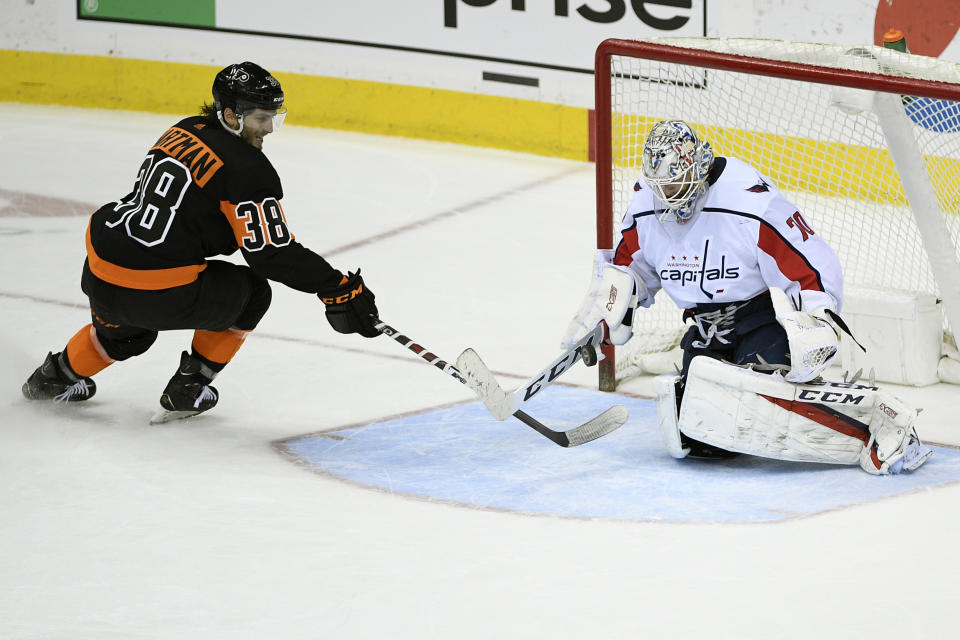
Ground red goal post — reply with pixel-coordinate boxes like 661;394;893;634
594;38;960;391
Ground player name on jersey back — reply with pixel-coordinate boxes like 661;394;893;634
151;126;224;187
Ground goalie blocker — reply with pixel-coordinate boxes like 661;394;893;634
560;249;651;351
656;356;933;475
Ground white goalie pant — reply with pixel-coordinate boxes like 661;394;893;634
662;356;933;475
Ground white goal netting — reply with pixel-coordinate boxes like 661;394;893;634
599;38;960;384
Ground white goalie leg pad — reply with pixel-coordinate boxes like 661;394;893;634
678;357;875;465
859;396;933;475
653;374;689;459
770;287;840;382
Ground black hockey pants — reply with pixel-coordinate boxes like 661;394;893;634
80;259;272;363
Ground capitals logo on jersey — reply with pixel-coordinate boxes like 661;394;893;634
658;238;740;299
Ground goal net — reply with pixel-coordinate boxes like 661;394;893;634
594;37;960;390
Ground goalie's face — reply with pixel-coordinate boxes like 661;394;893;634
642;121;714;220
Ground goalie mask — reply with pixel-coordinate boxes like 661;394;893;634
641;120;714;221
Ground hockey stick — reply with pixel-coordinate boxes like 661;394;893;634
455;322;607;421
375;320;627;447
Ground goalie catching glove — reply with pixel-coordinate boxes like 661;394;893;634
318;270;380;338
770;286;842;382
560;250;651;350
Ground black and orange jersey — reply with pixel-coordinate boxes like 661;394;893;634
86;115;342;293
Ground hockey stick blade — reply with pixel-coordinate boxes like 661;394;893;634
374;319;626;447
515;405;628;447
454;347;511;419
455;322;605;421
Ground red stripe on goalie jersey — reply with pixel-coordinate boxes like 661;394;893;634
760;395;870;444
756;222;824;292
613;226;641;267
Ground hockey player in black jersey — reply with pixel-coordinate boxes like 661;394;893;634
22;61;379;422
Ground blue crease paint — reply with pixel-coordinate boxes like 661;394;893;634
279;386;960;523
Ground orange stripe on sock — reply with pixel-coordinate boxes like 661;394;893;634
66;324;114;377
192;328;249;365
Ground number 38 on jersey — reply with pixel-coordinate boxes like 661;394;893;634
105;151;293;253
225;197;292;251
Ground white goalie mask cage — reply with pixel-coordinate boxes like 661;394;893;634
641;120;715;220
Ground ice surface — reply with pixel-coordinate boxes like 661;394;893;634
2;104;959;639
281;385;960;523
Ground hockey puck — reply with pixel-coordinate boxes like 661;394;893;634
582;344;598;367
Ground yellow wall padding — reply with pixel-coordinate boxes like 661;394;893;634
1;49;590;160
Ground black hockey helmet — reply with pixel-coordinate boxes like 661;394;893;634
212;62;284;115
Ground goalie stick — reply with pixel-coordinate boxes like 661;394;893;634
375;320;627;447
455;322;607;421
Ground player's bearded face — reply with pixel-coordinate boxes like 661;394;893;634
241;108;280;149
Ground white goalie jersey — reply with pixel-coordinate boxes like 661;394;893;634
614;156;843;314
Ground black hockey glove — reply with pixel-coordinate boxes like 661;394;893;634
318;270;380;338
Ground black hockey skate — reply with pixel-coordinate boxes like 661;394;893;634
151;351;219;424
681;434;741;460
22;351;97;403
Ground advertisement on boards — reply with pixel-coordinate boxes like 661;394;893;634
79;0;706;75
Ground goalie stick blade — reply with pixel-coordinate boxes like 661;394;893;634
565;404;629;446
455;348;513;420
376;318;623;448
515;404;629;447
455;323;606;422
